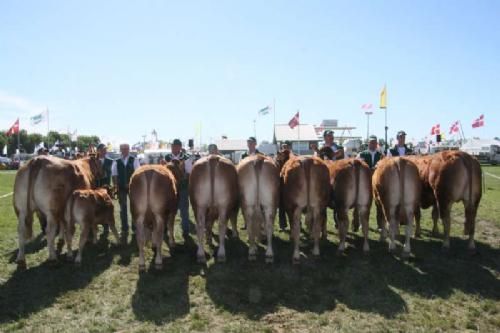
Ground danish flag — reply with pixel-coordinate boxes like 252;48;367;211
430;123;440;135
472;114;484;128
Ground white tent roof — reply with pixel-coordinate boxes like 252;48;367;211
274;124;319;142
215;139;248;151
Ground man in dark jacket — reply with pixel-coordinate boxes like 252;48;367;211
388;130;413;156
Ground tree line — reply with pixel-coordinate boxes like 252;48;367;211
0;130;100;156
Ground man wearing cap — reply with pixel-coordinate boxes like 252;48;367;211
112;143;140;235
321;130;344;160
96;143;114;187
208;143;222;156
165;139;194;238
358;135;383;169
241;136;261;160
388;130;413;157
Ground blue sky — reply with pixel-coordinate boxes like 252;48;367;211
1;0;498;147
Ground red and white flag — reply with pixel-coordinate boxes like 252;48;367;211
449;121;460;134
430;123;440;135
472;114;484;128
361;103;373;109
288;111;299;129
6;118;20;136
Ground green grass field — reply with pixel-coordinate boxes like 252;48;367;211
0;167;499;332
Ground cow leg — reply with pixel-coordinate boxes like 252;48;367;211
359;205;370;253
245;207;257;261
230;210;239;239
414;208;422;238
352;207;360;232
92;224;98;244
402;206;414;258
16;212;28;266
305;209;313;236
387;207;398;253
64;221;75;260
291;207;302;263
166;212;176;248
217;211;228;262
464;201;477;253
320;209;327;240
312;207;322;257
336;208;349;255
135;215;146;271
376;201;387;241
196;208;207;263
46;215;59;261
76;223;90;264
264;206;275;263
153;213;164;269
109;223;120;244
439;202;452;251
431;205;439;236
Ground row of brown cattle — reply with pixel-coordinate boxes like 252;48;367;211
13;150;482;270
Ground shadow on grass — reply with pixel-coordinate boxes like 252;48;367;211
131;235;199;325
6;233;47;263
0;240;117;323
205;230;500;320
205;236;407;319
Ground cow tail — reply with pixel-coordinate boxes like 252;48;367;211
461;153;474;235
353;160;361;208
303;159;312;210
397;158;406;225
209;157;218;208
144;170;154;228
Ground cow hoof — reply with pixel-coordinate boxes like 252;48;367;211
138;264;146;272
468;248;477;257
441;246;450;254
17;260;27;270
265;256;274;264
401;251;411;259
388;247;397;255
292;257;300;265
414;232;421;238
431;229;439;237
75;260;82;267
217;255;226;263
336;249;344;257
248;254;257;261
363;249;370;256
197;256;207;264
154;263;163;270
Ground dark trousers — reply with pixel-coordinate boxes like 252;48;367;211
178;186;190;234
279;207;288;229
118;189;133;232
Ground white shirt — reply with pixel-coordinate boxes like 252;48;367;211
169;153;193;174
111;155;141;177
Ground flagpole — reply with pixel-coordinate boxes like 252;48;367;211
297;110;301;155
17;119;20;153
253;118;257;139
459;121;466;143
384;107;388;153
273;98;276;144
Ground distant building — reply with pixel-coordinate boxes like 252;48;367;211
274;124;320;154
313;119;360;143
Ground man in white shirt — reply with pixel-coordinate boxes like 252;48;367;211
112;143;140;235
387;130;414;157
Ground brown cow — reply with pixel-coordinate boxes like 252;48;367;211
65;188;118;264
13;155;102;267
189;155;239;263
405;155;440;237
237;155;280;262
129;161;184;271
427;151;482;252
280;154;330;263
326;158;373;254
372;157;421;257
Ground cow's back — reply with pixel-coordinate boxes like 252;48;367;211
429;151;482;205
190;155;238;210
237;155;279;207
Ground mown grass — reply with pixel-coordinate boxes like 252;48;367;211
0;167;499;333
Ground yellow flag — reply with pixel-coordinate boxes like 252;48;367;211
380;85;387;109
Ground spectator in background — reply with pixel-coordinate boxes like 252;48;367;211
241;137;260;160
357;135;383;169
321;130;344;160
112;143;140;236
165;139;194;238
388;130;413;156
